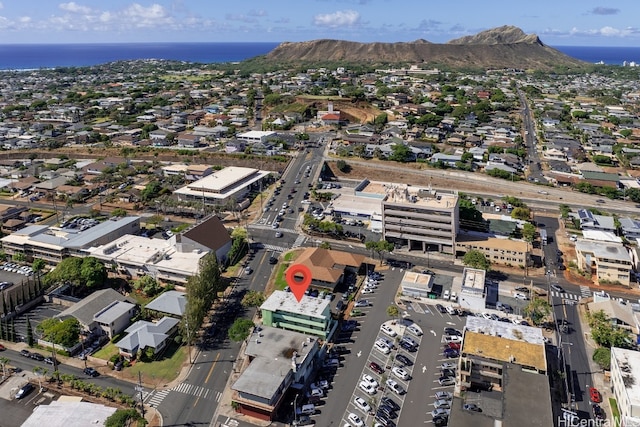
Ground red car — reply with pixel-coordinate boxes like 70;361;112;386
590;387;602;403
447;342;461;350
369;361;385;375
0;343;4;351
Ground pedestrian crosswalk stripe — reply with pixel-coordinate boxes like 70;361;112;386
144;389;170;407
171;382;216;400
262;244;287;252
292;234;306;248
580;286;592;297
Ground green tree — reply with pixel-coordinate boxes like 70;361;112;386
32;258;46;273
44;256;106;294
389;144;411;162
462;249;490;270
36;317;80;348
386;305;399;319
587;309;632;348
241;290;265;308
592;347;611;370
132;275;162;297
111;208;127;217
510;207;531;221
522;223;536;243
26;316;34;346
228;318;254;342
522;297;552;326
141;180;163;201
105;409;144;427
336;160;349;172
319;241;332;249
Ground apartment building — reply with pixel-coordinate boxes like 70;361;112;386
456;235;530;267
575;239;633;287
611;347;640;425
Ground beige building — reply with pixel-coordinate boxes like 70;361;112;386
575;239;633;287
456;235;530;267
611;347;640;425
381;185;459;254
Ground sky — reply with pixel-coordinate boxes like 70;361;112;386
0;1;639;46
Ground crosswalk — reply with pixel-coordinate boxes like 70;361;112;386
580;286;592;298
262;244;287;252
292;234;306;248
551;291;581;300
143;389;170;407
249;224;296;233
143;383;221;407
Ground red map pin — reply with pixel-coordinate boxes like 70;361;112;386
286;264;312;302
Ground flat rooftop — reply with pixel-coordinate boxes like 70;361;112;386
329;193;383;217
360;181;458;209
400;271;433;290
175;166;272;200
462;268;486;291
576;239;632;262
233;326;317;400
456;235;528;252
463;317;547;372
612;347;640;409
260;290;330;320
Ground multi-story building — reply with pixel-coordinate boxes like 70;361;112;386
260;290;336;340
611;347;640;425
456;236;530;267
232;326;321;421
447;317;552;427
382;186;459;254
575;239;633;287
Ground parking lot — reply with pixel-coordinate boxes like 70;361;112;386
13;301;66;343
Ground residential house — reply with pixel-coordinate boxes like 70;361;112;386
576;209;616;233
620;217;640;240
144;290;186;318
57;288;137;338
115;317;180;360
431;153;462;167
289;247;365;291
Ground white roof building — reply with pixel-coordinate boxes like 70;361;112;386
611;347;640;425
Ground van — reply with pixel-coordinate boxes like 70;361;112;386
443;290;450;301
297;404;316;415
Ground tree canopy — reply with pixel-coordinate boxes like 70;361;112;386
44;256;107;294
462;249;490;270
36;317;80;348
228;318;254;342
587;309;632;348
241;290;265;308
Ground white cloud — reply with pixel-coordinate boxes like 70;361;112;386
313;10;360;28
59;2;92;14
0;3;4;10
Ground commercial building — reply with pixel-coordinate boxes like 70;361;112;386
447;316;552;427
1;216;140;264
456;235;530;267
381;184;459;254
236;130;278;144
232;326;321;421
611;347;640;425
458;268;487;312
174;166;273;207
575;239;633;287
399;271;434;298
260;290;336;339
291;247;365;291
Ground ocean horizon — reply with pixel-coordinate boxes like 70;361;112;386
0;42;638;70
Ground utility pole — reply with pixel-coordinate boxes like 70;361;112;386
136;371;145;419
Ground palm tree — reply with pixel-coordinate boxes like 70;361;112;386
0;356;9;377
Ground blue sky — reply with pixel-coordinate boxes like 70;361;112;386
0;1;639;46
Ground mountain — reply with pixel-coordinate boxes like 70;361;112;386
261;25;585;69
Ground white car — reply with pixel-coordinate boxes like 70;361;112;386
361;288;375;294
407;324;423;336
347;413;364;427
353;396;371;412
433;399;452;409
443;335;461;343
514;292;529;300
386;378;406;395
359;381;377;395
446;306;456;315
450;291;458;302
435;391;453;400
374;340;391;354
481;312;493;320
392;366;411;381
361;374;378;388
380;324;397;337
443;290;450;300
431;408;450;418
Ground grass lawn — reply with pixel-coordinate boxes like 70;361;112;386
274;264;289;290
128;342;186;383
609;397;620;422
93;342;119;360
284;250;300;262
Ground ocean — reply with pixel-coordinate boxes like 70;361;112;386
0;42;637;70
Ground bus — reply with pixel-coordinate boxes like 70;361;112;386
540;229;547;245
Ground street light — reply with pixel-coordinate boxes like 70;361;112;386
293;393;299;424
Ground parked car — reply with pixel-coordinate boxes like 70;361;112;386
433;399;451;409
353;396;371;413
407;324;423;336
463;403;482;412
84;367;99;377
380;324;397;337
381;396;401;412
438;376;456;386
369;361;385;374
385;379;406;395
30;352;44;361
396;353;413;366
590;387;602;403
435;391;453;401
444;327;462;336
391;366;411;381
435;304;447;313
374;340;391;354
20;349;31;358
443;348;459;358
15;383;35;400
359;381;377;395
354;299;370;308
